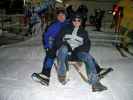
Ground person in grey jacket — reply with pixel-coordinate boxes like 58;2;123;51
56;13;107;92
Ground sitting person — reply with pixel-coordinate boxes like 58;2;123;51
55;13;107;92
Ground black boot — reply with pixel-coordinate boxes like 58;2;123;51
32;73;50;86
92;82;107;92
38;73;50;86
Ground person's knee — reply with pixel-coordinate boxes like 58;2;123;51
58;45;68;56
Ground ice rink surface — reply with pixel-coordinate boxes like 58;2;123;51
0;31;133;100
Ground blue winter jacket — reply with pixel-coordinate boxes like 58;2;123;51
43;20;68;48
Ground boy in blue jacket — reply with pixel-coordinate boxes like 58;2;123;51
32;10;68;86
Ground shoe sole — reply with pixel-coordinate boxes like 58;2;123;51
92;87;107;92
31;73;49;86
98;68;114;79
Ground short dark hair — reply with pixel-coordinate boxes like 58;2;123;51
56;9;65;15
72;13;82;21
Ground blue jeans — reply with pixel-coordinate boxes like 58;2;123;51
42;56;54;77
57;45;69;77
57;45;98;85
42;47;56;77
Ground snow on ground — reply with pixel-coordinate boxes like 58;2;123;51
0;31;133;100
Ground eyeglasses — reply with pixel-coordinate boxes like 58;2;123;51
73;19;81;22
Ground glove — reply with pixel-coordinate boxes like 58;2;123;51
46;48;56;58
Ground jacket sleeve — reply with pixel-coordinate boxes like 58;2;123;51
75;30;91;52
55;27;66;49
43;24;55;48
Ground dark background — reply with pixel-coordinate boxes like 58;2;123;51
0;0;24;14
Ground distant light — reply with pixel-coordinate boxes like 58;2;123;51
56;0;63;3
113;12;116;15
24;0;26;6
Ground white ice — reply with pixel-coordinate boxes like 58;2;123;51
0;29;133;100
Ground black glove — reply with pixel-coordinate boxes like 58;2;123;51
46;48;56;58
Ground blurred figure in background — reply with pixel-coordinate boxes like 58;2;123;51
66;5;75;21
77;4;88;29
94;8;105;31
